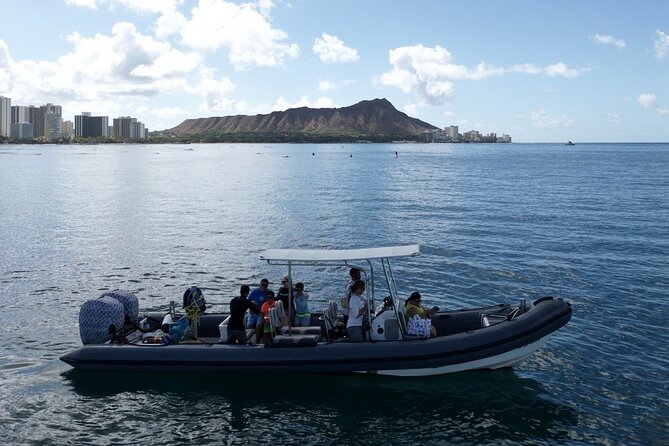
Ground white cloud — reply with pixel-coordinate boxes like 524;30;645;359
512;62;588;78
64;0;105;8
192;68;238;112
66;0;299;71
61;22;200;82
638;93;657;108
638;93;669;116
318;80;335;92
2;23;200;112
313;33;359;64
530;109;573;128
591;34;626;49
377;45;473;105
378;44;586;105
149;107;190;119
65;0;182;14
175;0;299;70
273;96;336;111
403;103;419;117
0;39;14;92
544;62;586;78
654;30;669;59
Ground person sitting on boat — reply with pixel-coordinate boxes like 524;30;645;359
276;275;294;325
341;268;361;323
227;285;259;345
404;292;438;337
293;282;311;326
247;278;269;344
260;290;277;344
346;280;368;341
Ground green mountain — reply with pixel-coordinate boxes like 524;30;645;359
164;98;438;142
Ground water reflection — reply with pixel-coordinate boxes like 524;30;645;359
63;369;577;444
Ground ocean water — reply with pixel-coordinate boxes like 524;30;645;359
0;142;667;445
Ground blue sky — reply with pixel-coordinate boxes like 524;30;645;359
1;0;668;142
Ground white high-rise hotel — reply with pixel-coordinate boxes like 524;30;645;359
0;96;11;137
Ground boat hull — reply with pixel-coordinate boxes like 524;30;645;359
60;297;571;376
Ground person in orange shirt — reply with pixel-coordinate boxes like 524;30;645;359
260;290;277;344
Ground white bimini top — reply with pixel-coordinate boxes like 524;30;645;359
259;244;420;263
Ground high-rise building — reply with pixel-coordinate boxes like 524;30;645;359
75;112;109;137
44;111;62;141
0;96;11;137
11;122;33;140
113;116;147;139
445;125;459;142
113;116;134;139
32;103;62;139
11;105;30;124
62;120;74;138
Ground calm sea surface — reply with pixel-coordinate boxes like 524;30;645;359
0;142;667;445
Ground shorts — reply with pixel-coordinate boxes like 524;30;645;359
295;313;311;326
246;312;263;328
263;323;272;334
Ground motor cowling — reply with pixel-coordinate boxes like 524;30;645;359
79;296;125;344
101;289;139;323
183;286;206;313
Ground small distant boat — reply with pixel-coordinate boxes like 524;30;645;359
565;141;575;146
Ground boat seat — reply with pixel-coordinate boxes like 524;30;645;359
322;300;339;331
267;307;319;347
396;308;421;340
322;300;346;341
274;302;321;335
269;333;320;347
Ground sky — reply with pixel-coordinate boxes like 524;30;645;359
1;0;668;142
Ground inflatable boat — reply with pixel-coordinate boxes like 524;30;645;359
60;245;572;376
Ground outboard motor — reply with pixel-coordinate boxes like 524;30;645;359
79;296;125;344
182;286;205;341
102;289;139;324
183;286;206;313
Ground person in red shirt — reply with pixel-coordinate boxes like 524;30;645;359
260;290;277;344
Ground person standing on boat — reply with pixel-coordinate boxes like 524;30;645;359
227;285;259;344
341;268;361;324
293;282;311;326
260;291;277;344
347;280;368;341
247;278;269;344
404;292;438;337
276;276;294;325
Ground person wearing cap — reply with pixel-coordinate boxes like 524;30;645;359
247;278;270;344
260;290;277;344
404;292;438;337
227;285;259;344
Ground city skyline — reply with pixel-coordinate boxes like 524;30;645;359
0;97;148;140
1;0;668;142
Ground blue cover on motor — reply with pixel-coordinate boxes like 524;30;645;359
101;289;139;323
79;297;125;344
183;286;206;313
